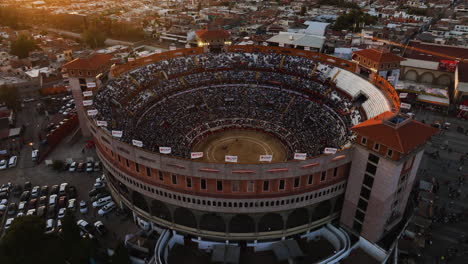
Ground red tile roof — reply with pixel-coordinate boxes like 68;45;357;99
403;41;468;62
195;29;230;40
353;49;405;63
62;53;113;70
352;111;438;154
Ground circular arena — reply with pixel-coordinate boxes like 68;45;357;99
81;45;399;243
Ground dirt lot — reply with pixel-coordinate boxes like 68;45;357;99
192;129;287;163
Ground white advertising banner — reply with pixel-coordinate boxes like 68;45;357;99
83;91;93;97
259;155;273;162
294;153;307;160
324;148;338;154
87;109;98;116
191;152;204;159
96;120;108;127
111;130;123;138
132;140;143;147
159;147;171;154
225;155;238;163
86;82;96;88
400;103;412;109
460;105;468;111
399;93;408;99
83;100;93;106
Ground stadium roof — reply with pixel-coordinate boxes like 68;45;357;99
353;49;405;63
62;54;113;71
352;111;438;154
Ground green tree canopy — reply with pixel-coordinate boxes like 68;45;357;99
81;27;107;48
10;35;39;59
332;9;377;32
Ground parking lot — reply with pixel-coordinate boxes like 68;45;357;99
0;125;138;250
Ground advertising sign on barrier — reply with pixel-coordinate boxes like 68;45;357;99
83;91;93;97
259;155;273;162
86;82;96;88
225;155;238;163
87;109;98;116
96;120;108;127
159;147;171;154
399;93;408;99
401;103;412;109
83;100;93;106
132;140;143;147
191;152;204;159
294;153;307;160
111;130;123;138
324;148;337;154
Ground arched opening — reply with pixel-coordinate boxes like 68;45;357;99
174;207;197;228
229;214;255;233
199;214;225;232
311;200;332;221
286;208;309;228
131;191;149;213
404;70;418;81
420;72;435;84
150;199;172;221
437;74;451;86
258;213;283;232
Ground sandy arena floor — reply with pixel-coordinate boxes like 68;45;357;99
192;129;287;163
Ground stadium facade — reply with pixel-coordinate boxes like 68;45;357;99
63;44;437;263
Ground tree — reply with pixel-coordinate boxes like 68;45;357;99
0;85;19;109
81;27;107;48
10;35;38;59
111;241;131;264
52;160;65;171
333;9;377;32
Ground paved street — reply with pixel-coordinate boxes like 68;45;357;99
411;109;468;264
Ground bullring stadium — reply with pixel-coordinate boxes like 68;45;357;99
63;42;436;263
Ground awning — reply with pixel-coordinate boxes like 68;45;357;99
417;94;449;106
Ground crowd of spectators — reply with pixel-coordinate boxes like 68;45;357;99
93;52;361;159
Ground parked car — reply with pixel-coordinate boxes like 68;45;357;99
18;201;26;212
49;194;57;206
24;181;32;191
31;186;40;198
58;196;66;209
91;192;110;202
20;191;30;201
57;208;66;219
47;205;56;218
4;218;14;230
7;203;16;215
98;202;115;216
37;206;46;218
26;209;36;216
59;183;68;196
77;219;94;234
0;191;8;200
79;200;88;214
94;221;107;235
45;219;55;234
86;161;93;172
93;181;105;189
38;196;47;207
88;188;104;197
16;212;24;218
12;185;22;197
68;162;77;172
77;163;84;172
94;162;101;171
50;185;59;195
0;159;7;170
32;150;38;162
92;196;112;208
8;156;17;168
40;185;49;196
57;220;62;233
28;199;37;210
67;199;76;211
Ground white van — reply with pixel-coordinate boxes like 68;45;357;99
92;196;112;208
59;183;68;196
32;150;39;161
8;156;17;168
